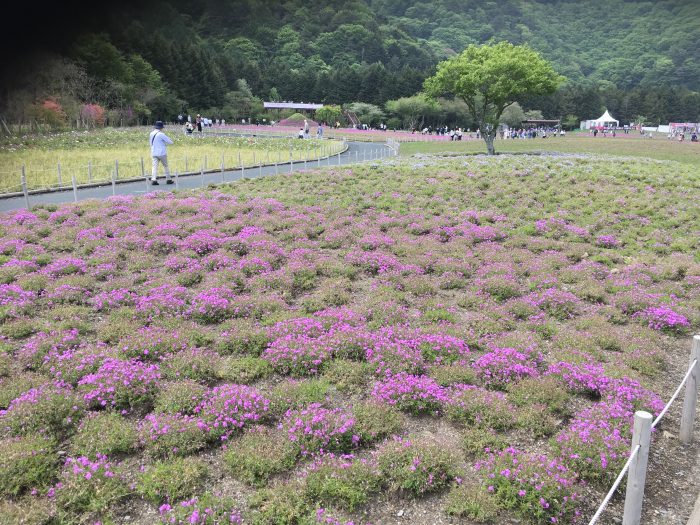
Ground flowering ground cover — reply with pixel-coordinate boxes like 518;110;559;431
0;153;698;524
0;127;343;193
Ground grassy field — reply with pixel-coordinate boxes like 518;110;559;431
0;152;697;524
0;127;344;193
400;134;700;166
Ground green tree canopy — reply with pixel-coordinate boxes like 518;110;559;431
424;41;563;154
315;105;342;125
385;94;440;131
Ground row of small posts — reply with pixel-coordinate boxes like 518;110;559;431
588;335;700;525
17;142;398;208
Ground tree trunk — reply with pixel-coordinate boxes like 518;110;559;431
483;132;496;155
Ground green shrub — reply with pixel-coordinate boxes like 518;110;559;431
176;271;203;287
429;364;477;386
0;354;10;378
159;493;242;524
0;435;57;497
322;359;372;393
376;437;458;497
249;482;315;525
224;426;299;487
216;356;273;384
305;458;383;512
140;413;208;459
95;307;138;345
269;379;331;416
137;457;208;504
54;455;130;521
0;497;53;525
0;318;38;339
71;412;139;458
506;376;571;416
153;380;207;415
48;305;95;335
352;401;404;444
216;321;270;356
15;274;48;293
160;348;221;382
445;483;500;523
516;404;561;438
460;427;508;458
0;372;45;409
482;276;522;302
1;385;83;437
446;389;516;431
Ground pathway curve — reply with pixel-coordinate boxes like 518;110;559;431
0;138;393;213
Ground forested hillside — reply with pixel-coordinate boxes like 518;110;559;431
2;0;698;127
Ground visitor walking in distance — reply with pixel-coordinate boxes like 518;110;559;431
149;121;173;186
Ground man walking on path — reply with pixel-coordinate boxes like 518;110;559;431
149;121;174;186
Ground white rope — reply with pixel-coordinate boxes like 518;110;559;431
652;358;697;429
587;444;641;525
588;358;698;524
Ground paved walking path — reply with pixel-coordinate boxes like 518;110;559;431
0;139;392;213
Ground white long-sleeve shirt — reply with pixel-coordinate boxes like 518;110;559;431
149;129;173;156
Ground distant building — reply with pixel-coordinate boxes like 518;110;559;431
263;102;324;110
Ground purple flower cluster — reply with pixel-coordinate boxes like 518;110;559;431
472;347;542;388
139;412;207;457
189;287;238;323
42;257;87;277
633;305;690;332
194;384;270;440
159;496;242;524
476;447;580;523
545;360;611;395
280;403;358;456
371;373;448;414
0;284;36;316
91;288;135;312
136;284;190;317
345;249;424;275
78;358;161;410
595;235;620;248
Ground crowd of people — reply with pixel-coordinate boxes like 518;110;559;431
178;114;225;134
502;127;564;139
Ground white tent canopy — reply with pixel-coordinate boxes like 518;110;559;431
581;109;620;130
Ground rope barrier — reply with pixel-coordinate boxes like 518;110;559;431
587;445;641;525
587;352;698;524
652;358;697;429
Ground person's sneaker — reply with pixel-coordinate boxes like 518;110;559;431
166;179;174;185
151;180;159;186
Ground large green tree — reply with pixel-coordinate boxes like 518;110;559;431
424;42;563;154
385;94;439;131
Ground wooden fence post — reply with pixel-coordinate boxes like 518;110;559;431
680;335;700;443
140;157;145;178
21;166;29;210
88;160;92;183
57;162;62;187
622;411;653;525
115;159;119;180
71;175;78;202
111;171;116;196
